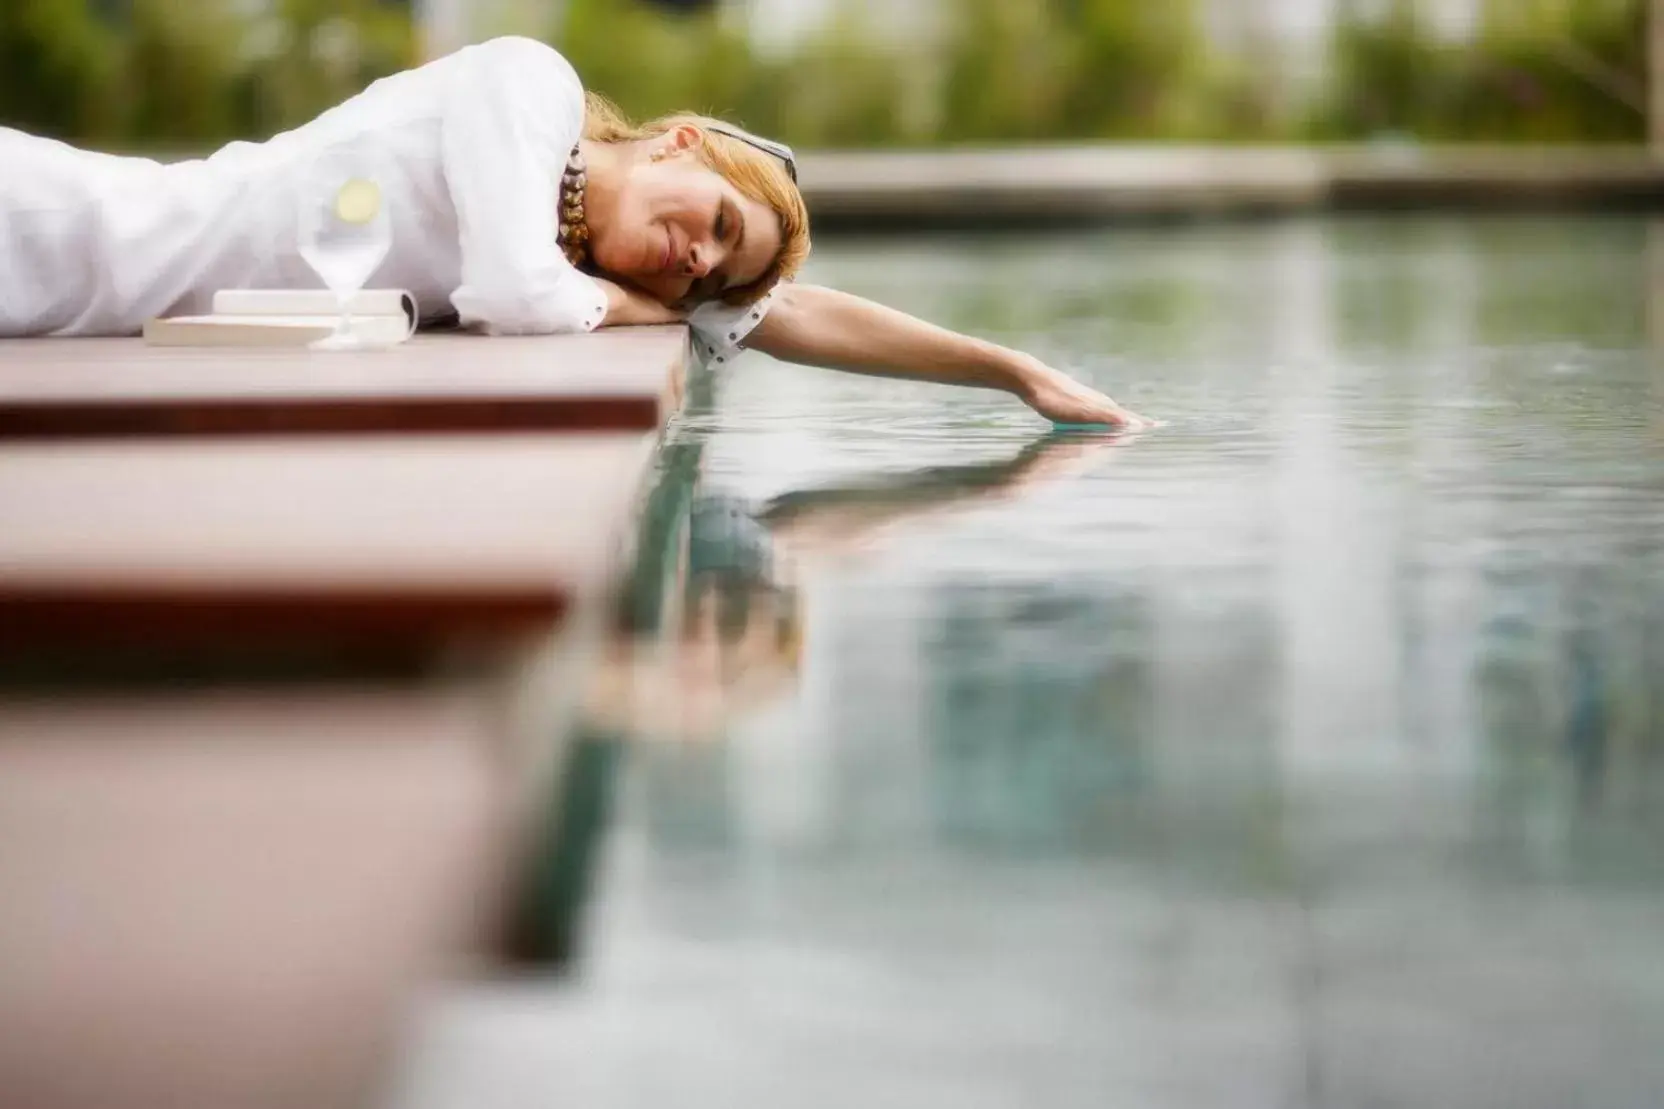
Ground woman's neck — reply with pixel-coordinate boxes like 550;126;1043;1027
578;139;632;245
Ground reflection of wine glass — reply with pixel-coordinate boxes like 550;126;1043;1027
297;158;391;351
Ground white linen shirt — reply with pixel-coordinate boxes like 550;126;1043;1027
0;36;771;362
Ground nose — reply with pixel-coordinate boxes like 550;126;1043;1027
683;241;720;279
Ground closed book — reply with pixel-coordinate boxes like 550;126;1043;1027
212;288;418;327
142;313;414;348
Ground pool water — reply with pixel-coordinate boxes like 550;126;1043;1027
408;216;1664;1109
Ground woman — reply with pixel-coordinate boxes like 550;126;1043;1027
0;36;1148;429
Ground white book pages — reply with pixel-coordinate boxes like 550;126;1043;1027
211;289;418;332
143;313;413;348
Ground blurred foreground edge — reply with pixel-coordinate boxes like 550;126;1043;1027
0;331;690;1109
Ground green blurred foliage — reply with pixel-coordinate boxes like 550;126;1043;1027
937;0;1077;141
1456;0;1646;141
0;0;125;141
0;0;414;146
1053;0;1209;139
0;0;1649;148
558;0;920;147
1311;0;1645;141
559;0;755;128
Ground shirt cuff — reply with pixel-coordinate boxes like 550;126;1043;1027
451;273;608;336
688;289;776;368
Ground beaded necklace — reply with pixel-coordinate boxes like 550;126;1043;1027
555;144;590;269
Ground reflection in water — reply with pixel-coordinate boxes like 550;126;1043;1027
584;433;1129;746
924;580;1158;854
499;217;1664;1109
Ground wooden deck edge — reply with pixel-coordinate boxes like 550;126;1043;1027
0;396;664;440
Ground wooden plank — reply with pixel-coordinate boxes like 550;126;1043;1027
0;349;675;1106
0;429;653;1102
0;328;688;439
0;433;655;656
0;689;514;1109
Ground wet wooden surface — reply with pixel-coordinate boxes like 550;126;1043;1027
0;433;656;654
0;322;689;1109
0;690;512;1109
0;328;688;438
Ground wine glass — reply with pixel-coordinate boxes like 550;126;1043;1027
297;155;392;351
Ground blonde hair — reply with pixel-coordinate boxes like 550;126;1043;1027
584;92;810;307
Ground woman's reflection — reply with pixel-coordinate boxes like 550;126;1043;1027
583;431;1126;742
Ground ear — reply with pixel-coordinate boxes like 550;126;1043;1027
656;123;704;159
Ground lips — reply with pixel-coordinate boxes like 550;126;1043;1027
659;226;678;275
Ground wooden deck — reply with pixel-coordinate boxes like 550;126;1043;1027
0;328;687;438
0;691;511;1109
0;328;690;1109
0;433;654;656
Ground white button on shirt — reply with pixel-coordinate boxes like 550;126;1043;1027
0;36;771;364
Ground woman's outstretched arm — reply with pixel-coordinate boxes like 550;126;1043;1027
744;283;1150;429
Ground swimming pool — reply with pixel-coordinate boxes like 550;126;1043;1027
415;215;1664;1108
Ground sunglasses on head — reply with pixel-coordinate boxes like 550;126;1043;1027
702;121;797;183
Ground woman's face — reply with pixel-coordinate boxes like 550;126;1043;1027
588;132;783;308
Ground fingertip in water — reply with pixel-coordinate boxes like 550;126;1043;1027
1050;420;1162;434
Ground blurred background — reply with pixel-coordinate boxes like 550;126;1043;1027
0;0;1652;150
6;4;1664;1109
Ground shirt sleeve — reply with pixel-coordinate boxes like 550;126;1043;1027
688;288;777;368
440;37;608;335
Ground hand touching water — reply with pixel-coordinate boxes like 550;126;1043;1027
589;278;1153;430
1018;360;1153;430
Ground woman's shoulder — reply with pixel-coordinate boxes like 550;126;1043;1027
449;36;582;91
418;36;585;129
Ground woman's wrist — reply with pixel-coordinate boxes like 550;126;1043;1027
595;276;684;327
594;277;627;323
991;347;1052;399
